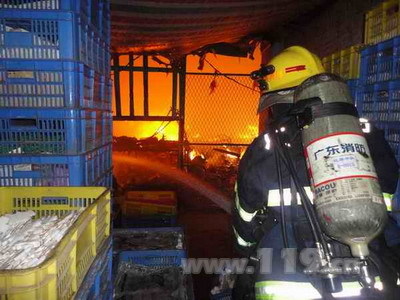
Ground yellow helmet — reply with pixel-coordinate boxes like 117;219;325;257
253;46;325;113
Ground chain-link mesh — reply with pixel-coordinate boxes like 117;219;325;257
185;74;259;144
184;74;260;194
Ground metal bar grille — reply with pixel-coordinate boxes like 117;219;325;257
129;53;134;117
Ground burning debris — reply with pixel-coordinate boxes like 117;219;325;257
186;146;243;196
113;136;245;197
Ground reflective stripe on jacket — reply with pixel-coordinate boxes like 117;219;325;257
234;186;394;248
255;279;381;299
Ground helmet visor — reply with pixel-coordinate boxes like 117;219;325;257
257;87;295;113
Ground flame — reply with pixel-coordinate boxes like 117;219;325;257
189;150;197;160
113;121;178;140
189;149;205;160
238;125;259;140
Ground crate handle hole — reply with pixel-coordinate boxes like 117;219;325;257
41;197;68;205
10;118;37;127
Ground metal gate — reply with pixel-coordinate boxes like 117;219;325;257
111;55;259;185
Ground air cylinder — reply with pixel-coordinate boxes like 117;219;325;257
293;73;387;258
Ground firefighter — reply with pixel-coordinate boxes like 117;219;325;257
232;46;400;299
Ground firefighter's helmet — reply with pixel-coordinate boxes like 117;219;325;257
253;46;325;113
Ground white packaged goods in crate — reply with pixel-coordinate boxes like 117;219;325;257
0;210;81;269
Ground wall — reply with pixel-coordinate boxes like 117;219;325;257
284;0;384;58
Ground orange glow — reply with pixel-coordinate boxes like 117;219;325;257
112;48;262;142
114;121;178;140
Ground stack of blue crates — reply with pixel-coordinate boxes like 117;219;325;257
76;237;113;300
358;37;400;163
347;78;359;102
356;36;400;224
113;227;195;299
0;0;112;187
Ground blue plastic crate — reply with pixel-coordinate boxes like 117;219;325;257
113;227;184;252
119;249;186;267
393;37;400;79
0;0;111;46
389;80;400;122
98;169;112;188
115;249;194;299
385;123;400;157
103;111;112;144
361;45;378;85
0;60;110;110
99;0;110;44
102;77;112;111
356;84;375;118
373;82;390;122
0;10;109;75
377;38;395;82
121;215;177;228
0;0;91;16
75;237;112;300
0;142;112;186
0;108;108;155
90;0;100;30
346;79;359;103
375;121;400;157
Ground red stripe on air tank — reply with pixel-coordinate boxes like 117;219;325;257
305;132;364;147
314;175;378;187
285;65;306;73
